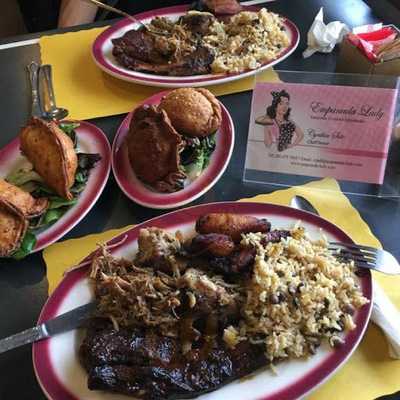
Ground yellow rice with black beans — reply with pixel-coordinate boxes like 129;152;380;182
204;8;291;73
223;226;369;362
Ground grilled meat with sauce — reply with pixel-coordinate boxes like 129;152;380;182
111;14;215;76
80;319;266;400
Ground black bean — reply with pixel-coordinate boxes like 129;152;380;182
297;283;304;293
270;294;280;304
331;336;345;348
343;303;355;315
308;344;316;355
288;285;297;296
324;298;330;308
276;270;284;277
355;268;368;277
278;292;286;302
292;297;300;308
309;338;321;347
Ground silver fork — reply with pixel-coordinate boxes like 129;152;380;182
328;242;400;275
290;195;400;275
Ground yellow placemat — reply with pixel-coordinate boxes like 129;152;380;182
39;27;280;121
43;177;400;399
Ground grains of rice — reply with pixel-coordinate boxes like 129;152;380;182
204;8;290;73
224;226;369;362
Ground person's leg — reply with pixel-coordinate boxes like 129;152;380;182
58;0;98;27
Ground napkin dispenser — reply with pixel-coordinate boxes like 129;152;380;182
336;25;400;76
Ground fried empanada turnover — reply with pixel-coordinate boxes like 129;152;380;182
126;105;186;192
159;88;222;137
0;179;48;218
20;117;78;200
0;200;28;257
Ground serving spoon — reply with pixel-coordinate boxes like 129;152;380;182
39;64;69;121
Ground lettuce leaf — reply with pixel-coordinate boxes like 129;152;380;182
182;134;216;181
11;232;37;260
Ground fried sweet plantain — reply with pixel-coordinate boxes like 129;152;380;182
0;200;28;257
20;117;78;200
126;105;186;192
196;213;271;242
188;233;235;257
0;179;48;218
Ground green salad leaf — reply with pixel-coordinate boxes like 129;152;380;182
49;197;78;209
6;166;43;187
42;208;66;225
31;184;57;198
185;148;206;181
58;122;80;147
181;134;216;181
11;232;37;260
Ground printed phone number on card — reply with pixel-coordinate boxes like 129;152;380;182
269;153;363;169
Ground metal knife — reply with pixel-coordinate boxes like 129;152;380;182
0;301;96;354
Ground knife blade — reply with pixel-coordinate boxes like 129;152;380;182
0;301;96;354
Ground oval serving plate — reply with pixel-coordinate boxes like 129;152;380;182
92;5;300;88
0;121;111;254
112;91;234;209
33;201;372;400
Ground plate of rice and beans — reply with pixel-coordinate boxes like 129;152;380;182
92;5;300;87
33;202;371;400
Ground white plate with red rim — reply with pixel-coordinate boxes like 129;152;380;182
92;5;300;88
33;201;372;400
0;121;111;254
111;90;234;209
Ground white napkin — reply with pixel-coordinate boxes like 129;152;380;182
371;281;400;359
303;8;350;58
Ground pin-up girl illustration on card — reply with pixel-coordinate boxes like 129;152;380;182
255;90;304;152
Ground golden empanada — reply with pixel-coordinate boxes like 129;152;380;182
0;200;28;257
159;88;222;137
20;117;78;200
0;179;48;218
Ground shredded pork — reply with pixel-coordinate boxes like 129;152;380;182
88;225;368;364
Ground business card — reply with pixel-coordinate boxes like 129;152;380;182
245;82;397;184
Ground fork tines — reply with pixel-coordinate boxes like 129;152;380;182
328;242;376;267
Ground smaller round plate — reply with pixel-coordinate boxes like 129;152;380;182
0;121;111;253
111;91;234;209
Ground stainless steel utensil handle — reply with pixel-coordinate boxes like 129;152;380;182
41;64;57;111
0;325;48;354
27;62;42;118
85;0;142;25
